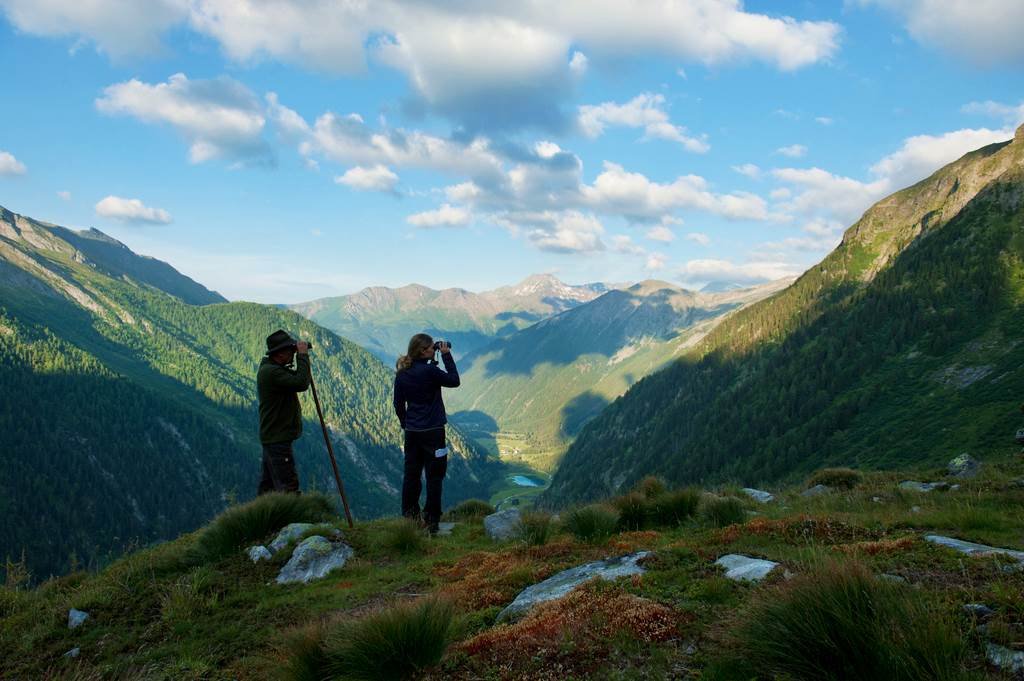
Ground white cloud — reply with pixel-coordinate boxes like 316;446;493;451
96;73;270;164
578;93;709;153
334;164;399;193
685;232;711;246
94;196;172;224
523;211;605;253
57;190;71;200
769;187;791;200
776;144;807;158
645;253;668;270
406;203;471;228
678;258;802;285
0;151;27;175
815;116;834;125
771;167;889;223
732;163;761;179
869;127;1013;189
646;225;676;242
611;234;645;255
856;0;1024;65
582;162;768;222
568;50;588;76
962;100;1024;126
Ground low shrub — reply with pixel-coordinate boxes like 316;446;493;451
517;511;553;546
650;488;701;526
806;467;862;490
445;499;496;520
612;492;650;531
286;597;454;680
718;560;976;681
632;475;668;499
190;493;334;564
700;496;746;528
564;504;619;542
379;519;426;555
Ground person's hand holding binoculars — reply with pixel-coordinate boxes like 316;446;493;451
296;341;310;354
435;341;452;355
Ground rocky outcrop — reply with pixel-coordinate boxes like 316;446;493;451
801;484;830;498
276;536;354;585
741;488;774;503
497;552;650;622
247;545;272;563
925;535;1024;565
899;480;958;492
68;608;89;629
483;509;522;541
947;453;980;478
715;554;780;582
986;643;1024;674
269;523;338;554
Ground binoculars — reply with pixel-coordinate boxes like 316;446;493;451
432;340;452;351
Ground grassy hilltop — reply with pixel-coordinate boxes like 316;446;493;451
3;450;1024;679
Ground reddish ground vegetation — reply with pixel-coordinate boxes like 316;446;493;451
833;536;916;555
717;515;880;545
448;583;683;680
607;530;662;553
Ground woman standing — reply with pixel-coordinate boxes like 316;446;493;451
393;333;460;534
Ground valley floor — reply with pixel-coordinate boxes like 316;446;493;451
4;452;1024;680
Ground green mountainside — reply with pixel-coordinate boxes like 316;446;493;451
0;207;497;580
289;274;609;362
546;125;1024;505
447;279;789;472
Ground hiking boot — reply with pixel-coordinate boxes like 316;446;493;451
426;521;439;536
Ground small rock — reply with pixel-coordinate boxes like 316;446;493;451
1011;479;1024;489
63;647;80;659
68;608;89;629
801;484;831;498
483;508;522;541
947;453;980;479
269;522;339;554
879;574;906;583
436;522;456;536
949;484;961;491
963;603;995;618
871;496;883;503
247;545;272;563
1015;428;1024;445
276;536;354;585
910;506;921;514
925;535;1024;564
899;480;948;493
497;551;649;621
741;488;774;503
986;643;1024;674
715;554;780;582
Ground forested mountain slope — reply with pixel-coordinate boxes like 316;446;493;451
546;125;1024;504
289;274;609;361
447;279;789;470
0;207;496;580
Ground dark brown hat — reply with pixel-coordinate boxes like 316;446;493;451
265;329;298;355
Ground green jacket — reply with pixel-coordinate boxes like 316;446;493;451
257;354;311;444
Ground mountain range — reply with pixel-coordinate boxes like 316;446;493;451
288;274;610;362
0;206;496;579
447;278;790;471
545;124;1024;504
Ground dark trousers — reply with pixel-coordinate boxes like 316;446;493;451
402;428;448;524
258;441;300;495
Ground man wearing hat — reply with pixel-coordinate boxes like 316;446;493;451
257;329;311;494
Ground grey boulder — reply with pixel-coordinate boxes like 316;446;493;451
247;545;272;563
963;603;995;618
276;536;354;585
801;484;831;498
63;647;80;659
483;508;522;541
715;554;780;582
741;488;774;503
497;551;649;622
925;535;1024;564
947;453;980;479
269;522;339;554
899;480;949;493
436;522;456;536
987;643;1024;674
68;608;89;629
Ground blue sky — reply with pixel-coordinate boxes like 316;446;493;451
1;0;1021;303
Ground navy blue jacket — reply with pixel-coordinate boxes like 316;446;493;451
393;354;460;431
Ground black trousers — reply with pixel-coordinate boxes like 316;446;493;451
402;428;448;524
258;441;300;495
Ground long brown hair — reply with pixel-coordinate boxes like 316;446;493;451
396;333;433;371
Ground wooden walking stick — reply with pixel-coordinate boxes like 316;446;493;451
309;372;355;528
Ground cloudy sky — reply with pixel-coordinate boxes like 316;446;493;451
1;0;1022;303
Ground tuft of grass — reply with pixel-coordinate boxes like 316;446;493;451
716;560;978;681
700;496;747;527
189;493;334;564
632;475;668;499
612;492;651;531
517;511;554;546
444;499;496;521
807;467;862;490
160;567;220;624
650;488;701;527
307;597;454;680
379;518;426;555
564;504;620;542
